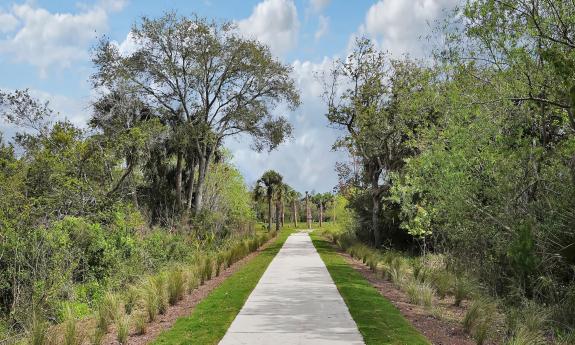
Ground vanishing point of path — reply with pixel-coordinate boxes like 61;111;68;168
219;232;365;345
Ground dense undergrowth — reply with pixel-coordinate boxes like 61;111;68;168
5;222;274;345
319;222;575;345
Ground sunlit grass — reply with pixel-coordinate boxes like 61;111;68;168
151;228;294;345
310;232;430;345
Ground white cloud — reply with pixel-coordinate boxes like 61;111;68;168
0;12;18;33
225;57;345;193
237;0;300;56
114;31;138;56
310;0;330;13
359;0;458;57
0;2;124;77
314;15;329;40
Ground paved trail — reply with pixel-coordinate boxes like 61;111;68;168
219;232;365;345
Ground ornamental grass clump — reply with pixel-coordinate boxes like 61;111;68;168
115;312;129;345
167;267;186;305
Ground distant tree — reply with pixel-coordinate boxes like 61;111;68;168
255;170;283;231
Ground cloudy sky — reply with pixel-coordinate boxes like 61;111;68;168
0;0;458;193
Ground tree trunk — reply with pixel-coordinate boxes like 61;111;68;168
281;200;285;228
175;150;183;209
333;200;336;222
275;200;280;232
372;193;381;247
306;192;311;229
293;200;297;227
267;196;272;231
319;203;323;227
131;174;139;209
186;159;197;211
193;149;211;214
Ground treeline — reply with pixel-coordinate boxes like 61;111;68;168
0;12;298;342
324;0;575;342
251;169;335;230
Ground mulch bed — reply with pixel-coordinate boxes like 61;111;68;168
338;249;475;345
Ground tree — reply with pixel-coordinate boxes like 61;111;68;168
311;193;333;227
255;170;283;231
321;38;434;246
92;12;299;217
285;186;300;227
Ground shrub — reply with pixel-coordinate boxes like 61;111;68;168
167;268;185;305
115;313;129;345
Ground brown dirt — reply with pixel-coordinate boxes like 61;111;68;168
338;249;476;345
98;235;277;345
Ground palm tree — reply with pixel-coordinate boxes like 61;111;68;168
311;192;334;227
256;170;283;231
285;187;300;228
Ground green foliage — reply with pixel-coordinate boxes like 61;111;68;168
115;313;129;345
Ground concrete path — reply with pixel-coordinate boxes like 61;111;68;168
219;232;365;345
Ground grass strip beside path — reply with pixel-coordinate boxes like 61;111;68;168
310;232;430;345
152;228;295;345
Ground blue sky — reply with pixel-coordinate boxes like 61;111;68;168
0;0;458;192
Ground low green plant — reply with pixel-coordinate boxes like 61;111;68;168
167;268;185;305
115;313;129;345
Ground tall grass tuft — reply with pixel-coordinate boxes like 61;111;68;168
506;326;546;345
124;286;139;315
430;270;454;299
453;276;473;306
463;298;498;345
141;279;159;321
27;314;48;345
97;292;120;332
134;312;147;335
404;280;434;308
63;306;83;345
153;274;168;315
90;327;105;345
115;313;129;345
167;268;185;305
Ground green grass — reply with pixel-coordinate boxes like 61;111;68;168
151;228;294;345
310;232;430;345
